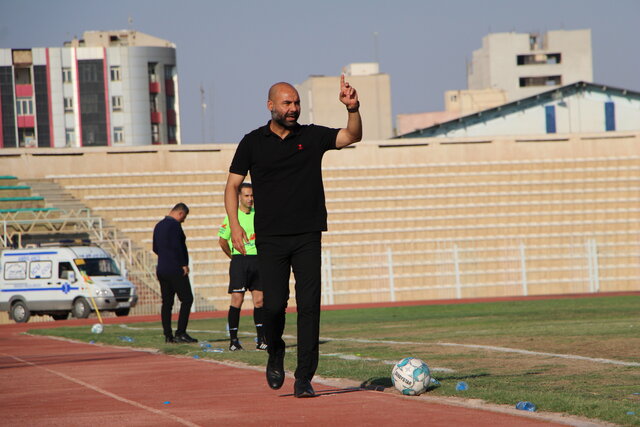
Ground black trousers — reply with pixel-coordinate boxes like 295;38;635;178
256;232;321;381
158;273;193;337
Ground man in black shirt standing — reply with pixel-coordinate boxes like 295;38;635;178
153;202;198;344
224;76;362;397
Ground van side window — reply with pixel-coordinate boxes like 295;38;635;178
30;261;52;279
59;262;74;279
4;262;27;280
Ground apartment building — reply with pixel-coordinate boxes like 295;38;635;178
467;29;593;101
0;30;180;148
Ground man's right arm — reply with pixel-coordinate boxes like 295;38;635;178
219;237;232;259
224;172;248;255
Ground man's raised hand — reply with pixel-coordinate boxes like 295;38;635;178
339;74;359;110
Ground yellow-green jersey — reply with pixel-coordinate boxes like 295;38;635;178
218;208;257;255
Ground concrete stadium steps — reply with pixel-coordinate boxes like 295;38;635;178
80;193;223;208
322;231;637;255
0;186;31;198
65;181;226;198
113;215;225;231
46;154;640;307
93;203;225;217
321;157;640;179
49;171;229;186
0;197;45;209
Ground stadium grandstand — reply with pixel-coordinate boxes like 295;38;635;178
1;131;638;324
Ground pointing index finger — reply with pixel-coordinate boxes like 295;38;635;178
340;74;345;89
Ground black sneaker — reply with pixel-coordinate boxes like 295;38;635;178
229;339;243;351
175;333;198;343
165;335;177;344
256;338;268;351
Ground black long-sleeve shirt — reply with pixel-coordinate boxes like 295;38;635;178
153;216;189;276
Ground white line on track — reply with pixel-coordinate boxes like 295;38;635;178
2;352;201;427
120;325;640;367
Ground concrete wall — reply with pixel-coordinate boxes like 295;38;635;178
1;131;638;180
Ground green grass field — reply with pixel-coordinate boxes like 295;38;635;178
31;295;640;426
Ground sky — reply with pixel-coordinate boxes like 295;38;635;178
1;0;639;144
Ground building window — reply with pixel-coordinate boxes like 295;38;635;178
65;128;75;146
166;95;175;110
112;96;123;111
62;68;72;83
15;98;33;115
519;75;562;88
14;68;32;85
168;125;177;141
605;102;616;131
164;65;175;79
113;127;124;143
517;53;561;66
545;105;556;134
64;97;73;112
148;62;158;83
110;66;121;81
151;123;160;143
150;94;159;112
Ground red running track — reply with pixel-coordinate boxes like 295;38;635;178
0;313;604;427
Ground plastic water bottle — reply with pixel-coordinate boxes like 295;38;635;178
516;401;537;412
203;348;224;353
455;381;468;391
118;336;134;342
430;378;441;386
199;342;212;348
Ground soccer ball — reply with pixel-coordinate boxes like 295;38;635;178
391;357;431;395
91;323;103;334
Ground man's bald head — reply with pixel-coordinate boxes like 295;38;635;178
268;82;298;102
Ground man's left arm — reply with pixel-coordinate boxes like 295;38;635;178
336;74;363;149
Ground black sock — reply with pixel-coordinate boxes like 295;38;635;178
228;306;240;340
254;306;264;340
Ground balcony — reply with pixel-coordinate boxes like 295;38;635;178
15;84;33;97
17;115;35;128
150;111;162;124
149;82;160;93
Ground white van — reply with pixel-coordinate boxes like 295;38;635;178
0;246;138;323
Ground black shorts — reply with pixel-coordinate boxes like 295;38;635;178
228;255;261;293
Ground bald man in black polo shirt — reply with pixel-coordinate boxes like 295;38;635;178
224;76;362;398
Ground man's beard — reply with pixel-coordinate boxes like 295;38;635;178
271;110;299;129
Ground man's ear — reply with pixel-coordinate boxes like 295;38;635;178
267;99;273;111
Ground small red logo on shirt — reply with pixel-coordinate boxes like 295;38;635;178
298;144;303;150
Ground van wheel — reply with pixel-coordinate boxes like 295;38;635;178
72;298;91;319
11;301;30;323
115;308;130;317
51;313;69;321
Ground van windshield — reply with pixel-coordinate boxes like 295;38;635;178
74;258;121;276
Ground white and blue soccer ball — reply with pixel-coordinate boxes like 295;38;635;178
391;357;431;396
91;323;104;334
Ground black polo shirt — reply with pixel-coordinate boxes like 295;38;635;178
229;121;340;236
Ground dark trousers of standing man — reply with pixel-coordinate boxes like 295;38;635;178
158;273;194;338
256;232;322;381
